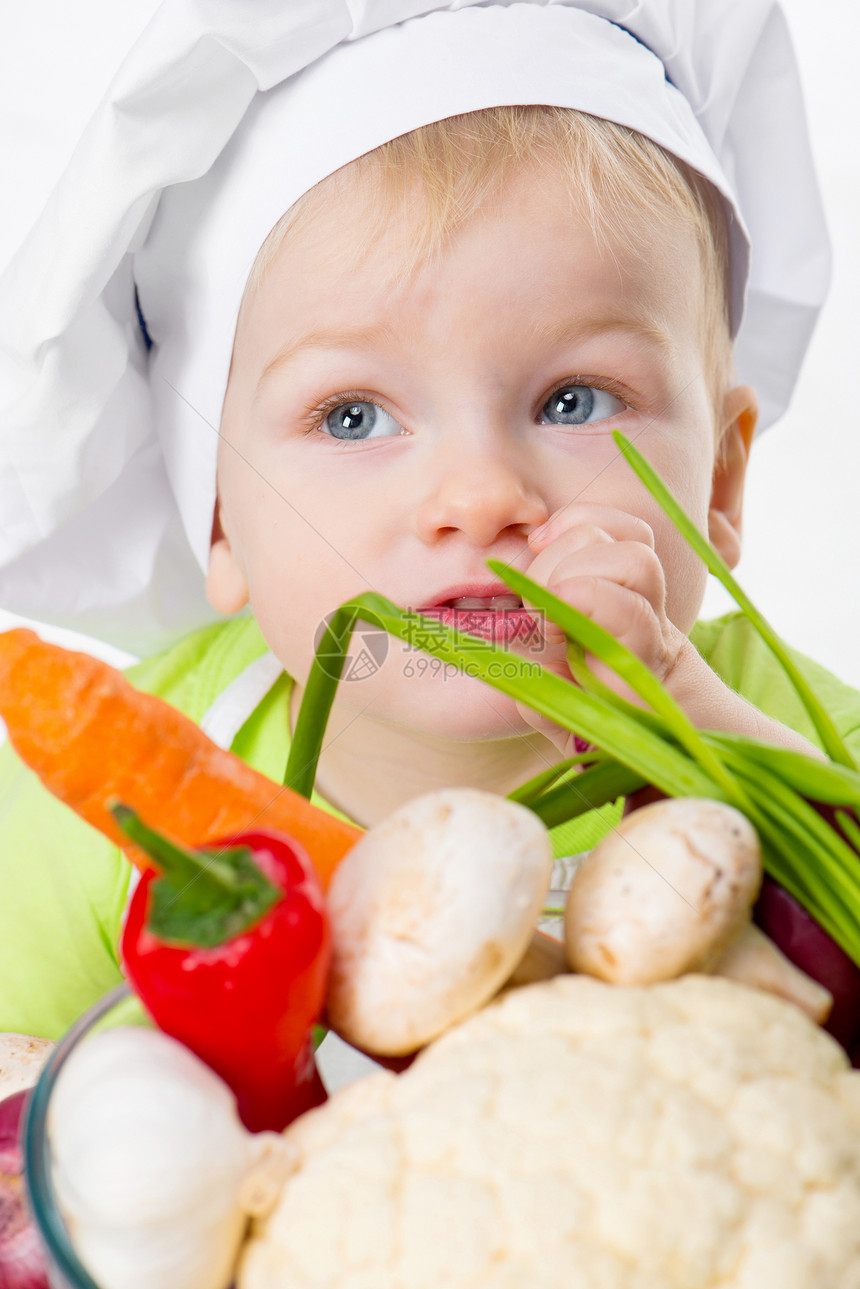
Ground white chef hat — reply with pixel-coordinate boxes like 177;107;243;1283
0;0;830;656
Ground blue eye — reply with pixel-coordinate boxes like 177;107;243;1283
540;385;626;427
322;401;403;441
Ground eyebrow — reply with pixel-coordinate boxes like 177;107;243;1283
254;322;402;399
526;314;678;366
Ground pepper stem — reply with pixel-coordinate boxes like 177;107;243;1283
110;801;281;949
110;801;240;891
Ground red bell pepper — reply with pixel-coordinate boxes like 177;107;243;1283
114;803;331;1133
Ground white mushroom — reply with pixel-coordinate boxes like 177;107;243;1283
710;921;833;1023
0;1033;54;1100
325;788;553;1055
563;797;832;1023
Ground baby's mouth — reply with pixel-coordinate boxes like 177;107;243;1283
413;594;540;647
439;594;523;611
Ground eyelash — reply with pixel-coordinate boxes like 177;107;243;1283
299;378;634;438
300;391;387;438
539;376;633;420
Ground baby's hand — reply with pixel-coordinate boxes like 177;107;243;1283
517;502;694;757
515;501;828;765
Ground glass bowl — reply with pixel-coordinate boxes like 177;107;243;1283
21;982;376;1289
23;983;147;1289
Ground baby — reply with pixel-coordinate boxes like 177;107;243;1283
206;103;817;836
0;0;856;1039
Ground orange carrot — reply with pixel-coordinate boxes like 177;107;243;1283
0;629;361;889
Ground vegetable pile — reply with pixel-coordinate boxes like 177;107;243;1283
33;788;860;1289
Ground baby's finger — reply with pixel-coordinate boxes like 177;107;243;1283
548;574;665;672
528;524;615;583
528;504;654;554
524;539;664;652
525;526;614;638
546;541;666;615
514;656;584;757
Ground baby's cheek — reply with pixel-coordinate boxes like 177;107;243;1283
661;539;708;630
244;552;312;670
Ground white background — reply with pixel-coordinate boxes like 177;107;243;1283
1;0;859;688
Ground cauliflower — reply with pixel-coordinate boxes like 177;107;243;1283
238;975;860;1289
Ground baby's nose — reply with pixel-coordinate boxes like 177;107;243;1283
414;444;548;547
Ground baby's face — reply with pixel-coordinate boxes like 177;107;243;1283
211;165;748;738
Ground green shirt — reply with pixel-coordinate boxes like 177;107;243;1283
2;612;860;1038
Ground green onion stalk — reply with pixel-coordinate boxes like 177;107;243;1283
286;433;860;968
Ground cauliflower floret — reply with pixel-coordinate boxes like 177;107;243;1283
238;975;860;1289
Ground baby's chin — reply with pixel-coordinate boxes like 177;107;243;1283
337;656;537;743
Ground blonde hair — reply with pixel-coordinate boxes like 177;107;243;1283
243;105;733;427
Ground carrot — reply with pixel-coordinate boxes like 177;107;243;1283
0;629;361;889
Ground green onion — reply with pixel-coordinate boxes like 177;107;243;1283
706;732;860;809
341;593;724;802
563;640;668;736
524;759;647;830
716;754;860;944
507;751;604;806
285;605;360;799
487;558;753;814
836;809;860;856
612;431;856;770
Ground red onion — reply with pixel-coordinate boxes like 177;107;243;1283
0;1090;49;1289
754;875;860;1058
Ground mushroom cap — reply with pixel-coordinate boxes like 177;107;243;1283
565;798;762;984
326;788;553;1055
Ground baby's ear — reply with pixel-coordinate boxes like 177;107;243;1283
206;502;250;615
707;385;758;570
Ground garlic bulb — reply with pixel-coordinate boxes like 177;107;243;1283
48;1026;292;1289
